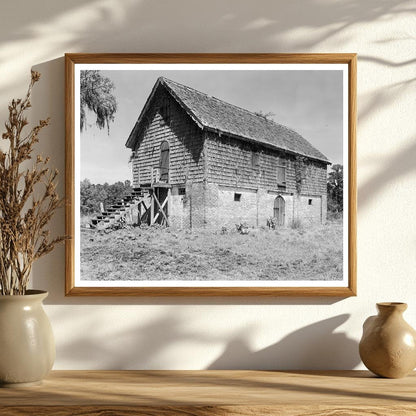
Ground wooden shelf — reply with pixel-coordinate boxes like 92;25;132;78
1;370;415;415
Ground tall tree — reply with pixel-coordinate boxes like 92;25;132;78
327;164;343;213
80;70;117;133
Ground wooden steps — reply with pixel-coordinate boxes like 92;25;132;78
89;188;149;230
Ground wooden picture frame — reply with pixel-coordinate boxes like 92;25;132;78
65;53;356;296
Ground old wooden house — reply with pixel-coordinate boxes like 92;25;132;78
125;77;330;229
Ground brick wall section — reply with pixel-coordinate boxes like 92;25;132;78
169;189;186;228
216;187;258;228
321;194;327;225
131;88;204;188
295;195;323;224
172;183;326;229
198;185;297;230
187;182;206;228
204;183;220;228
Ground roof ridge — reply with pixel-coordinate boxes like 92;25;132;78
160;77;211;98
209;93;305;141
161;77;293;131
210;95;281;124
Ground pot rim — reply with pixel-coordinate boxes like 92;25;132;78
377;302;407;312
377;302;407;307
0;290;48;300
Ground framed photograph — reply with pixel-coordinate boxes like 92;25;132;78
65;53;356;296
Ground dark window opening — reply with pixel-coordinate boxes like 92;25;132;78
252;152;260;169
234;193;242;202
159;141;170;182
308;199;313;205
159;99;171;126
277;166;286;185
178;188;186;196
277;156;286;185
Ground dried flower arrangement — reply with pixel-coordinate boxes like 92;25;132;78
0;71;65;295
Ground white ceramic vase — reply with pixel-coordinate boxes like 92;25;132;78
0;290;55;387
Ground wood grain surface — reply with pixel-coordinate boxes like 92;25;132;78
1;370;415;415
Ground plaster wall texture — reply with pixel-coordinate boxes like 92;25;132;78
0;0;415;370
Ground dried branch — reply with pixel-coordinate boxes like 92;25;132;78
0;71;65;295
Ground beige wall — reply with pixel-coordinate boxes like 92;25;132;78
0;0;415;370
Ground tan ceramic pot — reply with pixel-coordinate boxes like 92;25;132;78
0;290;55;387
359;302;416;378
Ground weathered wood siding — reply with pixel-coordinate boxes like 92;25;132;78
205;133;327;195
131;88;204;187
297;159;328;196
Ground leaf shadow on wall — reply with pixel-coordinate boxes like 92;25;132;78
0;0;413;111
53;309;224;369
52;309;359;370
358;138;416;210
207;314;360;370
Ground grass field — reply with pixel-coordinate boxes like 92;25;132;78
80;220;343;281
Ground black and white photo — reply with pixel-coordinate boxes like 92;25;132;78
65;54;356;296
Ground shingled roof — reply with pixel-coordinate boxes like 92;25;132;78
126;77;329;163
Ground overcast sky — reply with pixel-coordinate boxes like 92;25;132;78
80;68;344;184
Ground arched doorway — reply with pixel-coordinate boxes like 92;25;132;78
159;141;170;182
274;196;285;226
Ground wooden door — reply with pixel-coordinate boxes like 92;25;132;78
159;141;170;182
154;187;169;225
273;196;285;226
